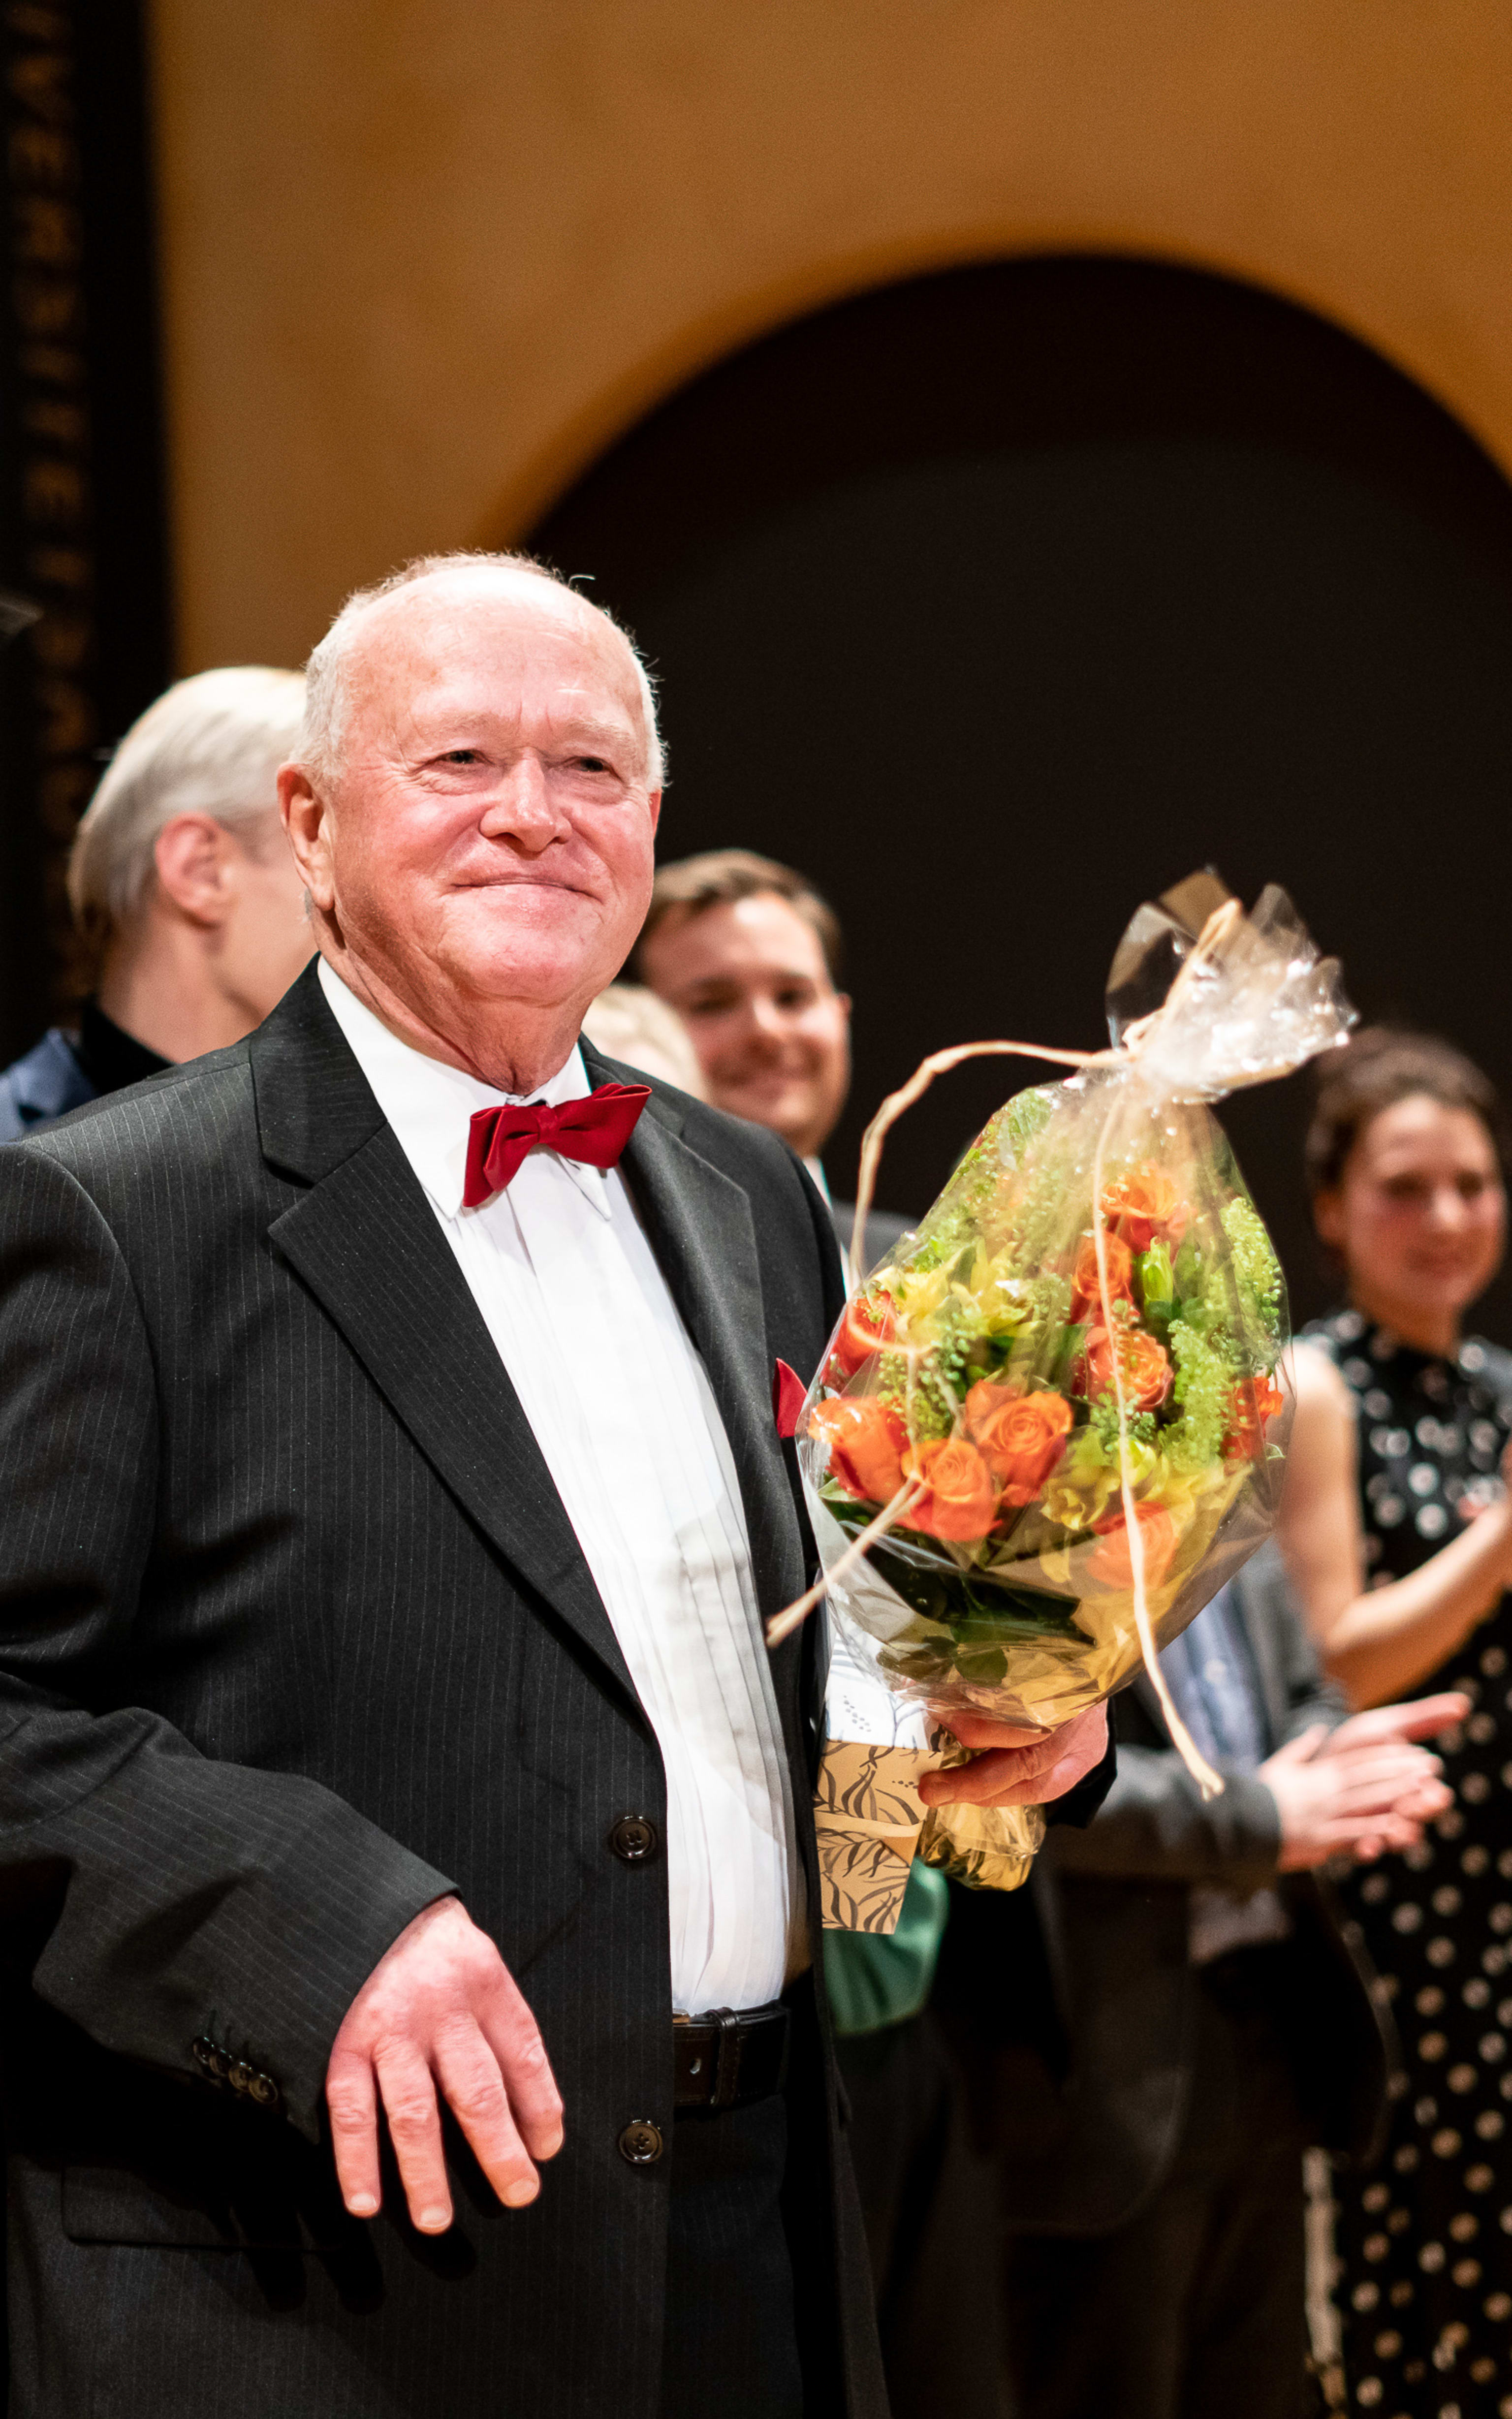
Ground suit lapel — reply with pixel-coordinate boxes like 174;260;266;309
251;973;636;1701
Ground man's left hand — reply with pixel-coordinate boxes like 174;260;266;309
918;1703;1109;1808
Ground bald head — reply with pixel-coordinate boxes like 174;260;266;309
279;552;665;1094
301;553;662;793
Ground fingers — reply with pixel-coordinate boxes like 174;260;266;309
1332;1695;1469;1748
1322;1743;1444;1796
324;1897;563;2234
1321;1764;1443;1821
1031;1706;1109;1804
326;2045;381;2219
919;1726;1063;1807
374;2042;452;2234
939;1713;1054;1753
921;1707;1108;1808
431;2016;540;2210
475;1972;565;2165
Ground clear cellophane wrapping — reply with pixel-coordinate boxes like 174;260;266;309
797;878;1353;1891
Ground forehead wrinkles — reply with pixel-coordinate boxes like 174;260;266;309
343;583;645;763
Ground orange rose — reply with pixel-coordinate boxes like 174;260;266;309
1085;1503;1180;1592
1068;1229;1135;1325
826;1293;896;1382
900;1436;1000;1542
1224;1372;1286;1465
1077;1323;1173;1412
963;1382;1074;1508
809;1397;910;1505
1100;1162;1190;1252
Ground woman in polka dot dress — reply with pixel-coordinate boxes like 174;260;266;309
1282;1030;1512;2419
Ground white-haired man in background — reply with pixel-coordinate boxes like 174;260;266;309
0;664;313;1139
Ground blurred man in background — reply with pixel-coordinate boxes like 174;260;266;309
0;666;312;1139
633;848;910;1267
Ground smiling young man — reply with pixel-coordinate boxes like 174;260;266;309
0;553;1106;2419
634;848;910;1266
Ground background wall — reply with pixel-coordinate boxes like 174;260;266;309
147;2;1512;671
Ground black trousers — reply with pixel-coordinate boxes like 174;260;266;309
661;2090;805;2419
1001;1960;1310;2419
839;2012;1010;2419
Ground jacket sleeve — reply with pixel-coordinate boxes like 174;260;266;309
0;1146;455;2138
1048;1545;1346;1890
1045;1741;1283;1890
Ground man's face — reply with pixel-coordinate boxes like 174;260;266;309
640;893;851;1160
286;570;660;1048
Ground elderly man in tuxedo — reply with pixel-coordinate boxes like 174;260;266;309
0;552;1108;2419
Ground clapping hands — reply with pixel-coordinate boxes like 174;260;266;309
1264;1692;1469;1872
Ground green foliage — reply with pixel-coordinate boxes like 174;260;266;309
1086;1395;1157;1454
1220;1196;1284;1343
875;1356;952;1438
1163;1316;1235;1469
1003;1085;1057;1164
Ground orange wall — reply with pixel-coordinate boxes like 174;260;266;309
147;0;1512;672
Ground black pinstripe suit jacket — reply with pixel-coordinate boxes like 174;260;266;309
0;962;886;2419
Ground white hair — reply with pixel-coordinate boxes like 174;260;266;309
298;550;664;792
68;664;306;940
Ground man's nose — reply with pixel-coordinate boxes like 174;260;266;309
478;754;568;850
1428;1184;1468;1230
743;994;789;1049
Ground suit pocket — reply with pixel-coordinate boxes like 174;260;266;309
63;2164;262;2249
61;2153;355;2251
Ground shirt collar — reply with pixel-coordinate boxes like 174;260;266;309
317;958;608;1219
804;1156;831;1204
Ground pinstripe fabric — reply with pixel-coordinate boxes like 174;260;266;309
0;964;886;2419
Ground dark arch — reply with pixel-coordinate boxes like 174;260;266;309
531;255;1512;1328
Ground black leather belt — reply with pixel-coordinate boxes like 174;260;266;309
673;2003;790;2111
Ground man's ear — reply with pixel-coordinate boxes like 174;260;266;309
279;764;335;912
153;814;235;929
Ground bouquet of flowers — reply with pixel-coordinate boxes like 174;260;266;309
783;874;1353;1889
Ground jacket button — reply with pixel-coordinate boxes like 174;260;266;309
228;2060;253;2094
248;2073;280;2108
618;2119;663;2166
608;1815;658;1864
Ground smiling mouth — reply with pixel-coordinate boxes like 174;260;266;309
457;876;592;896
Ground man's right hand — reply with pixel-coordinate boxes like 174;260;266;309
1262;1700;1462;1873
326;1895;564;2234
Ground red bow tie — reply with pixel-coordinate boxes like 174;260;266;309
463;1081;651;1208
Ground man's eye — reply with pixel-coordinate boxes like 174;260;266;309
441;749;481;766
774;986;816;1010
573;755;611;775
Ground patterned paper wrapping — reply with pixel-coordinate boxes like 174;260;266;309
814;1737;937;1934
817;1603;1044;1928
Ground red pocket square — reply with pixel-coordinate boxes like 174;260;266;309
772;1359;808;1440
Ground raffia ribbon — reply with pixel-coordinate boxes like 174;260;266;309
765;901;1245;1801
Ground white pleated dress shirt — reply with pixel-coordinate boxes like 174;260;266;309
318;961;800;2014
